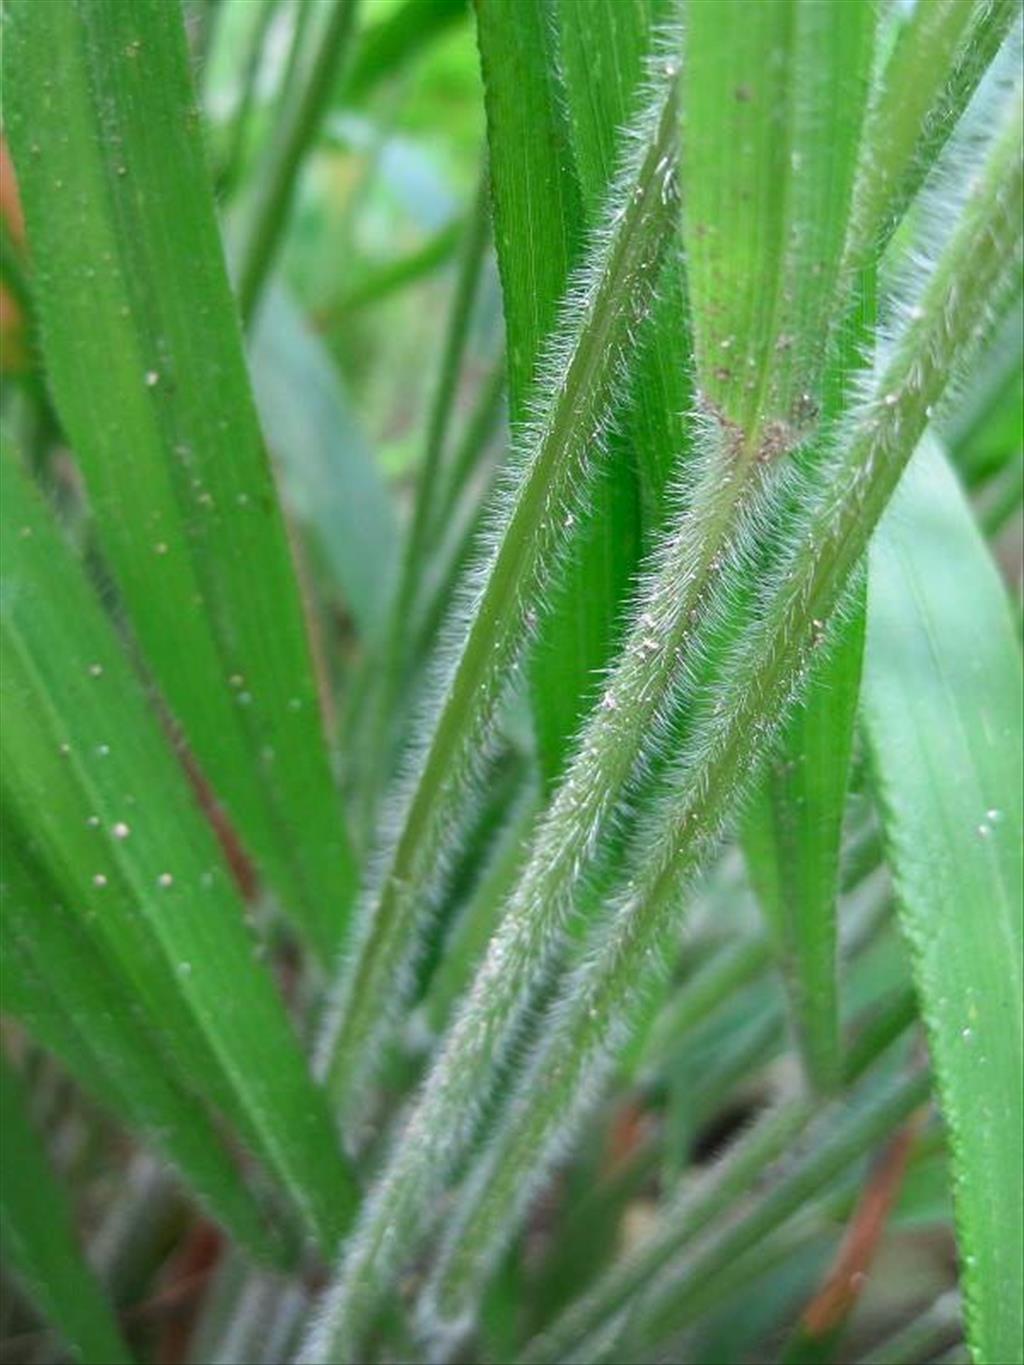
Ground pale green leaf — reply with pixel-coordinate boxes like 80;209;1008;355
864;434;1023;1365
250;286;398;637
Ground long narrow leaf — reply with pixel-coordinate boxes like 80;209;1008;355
743;581;866;1093
235;0;359;322
477;0;583;419
249;286;398;637
0;450;357;1253
864;434;1023;1365
479;0;640;785
556;0;691;520
343;0;466;102
4;0;356;964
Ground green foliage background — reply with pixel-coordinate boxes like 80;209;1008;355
0;2;1021;1364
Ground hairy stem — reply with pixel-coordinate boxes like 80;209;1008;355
846;0;1019;271
315;64;682;1125
358;166;492;829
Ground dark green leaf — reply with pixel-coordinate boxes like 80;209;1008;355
344;0;468;102
743;582;866;1093
0;450;357;1253
4;0;356;963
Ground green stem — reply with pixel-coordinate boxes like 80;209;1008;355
846;0;1019;271
236;0;359;324
357;165;493;826
637;935;774;1073
407;365;508;669
314;70;682;1128
423;789;539;1036
315;218;462;320
218;0;282;199
403;161;492;577
426;358;507;552
843;985;919;1085
275;0;315;121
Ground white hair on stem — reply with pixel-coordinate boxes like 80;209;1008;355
415;91;1022;1340
313;30;685;1133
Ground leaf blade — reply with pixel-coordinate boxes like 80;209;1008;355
742;590;866;1094
479;0;642;785
249;286;398;637
556;0;691;517
1;823;288;1266
682;0;876;447
864;435;1023;1365
0;450;357;1253
4;0;355;963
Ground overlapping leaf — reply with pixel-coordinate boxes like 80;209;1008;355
0;450;356;1254
4;0;355;964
